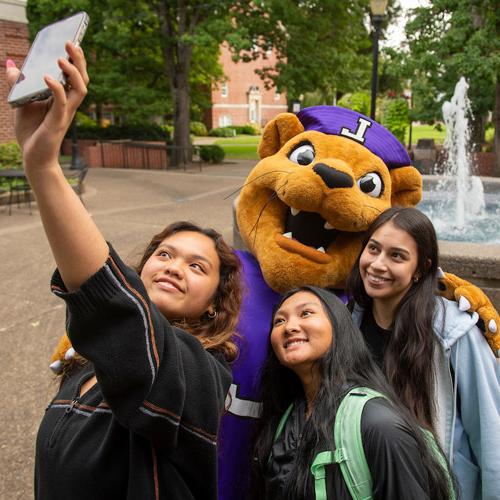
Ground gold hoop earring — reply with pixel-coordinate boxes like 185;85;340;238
207;310;217;319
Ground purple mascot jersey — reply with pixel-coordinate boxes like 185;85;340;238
218;250;347;498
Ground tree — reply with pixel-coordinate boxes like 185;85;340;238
26;0;171;124
145;1;242;164
227;0;374;104
403;0;499;162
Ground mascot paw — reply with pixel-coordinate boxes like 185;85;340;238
49;333;75;373
440;270;500;357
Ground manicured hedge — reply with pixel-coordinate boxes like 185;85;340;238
199;145;225;163
68;123;170;141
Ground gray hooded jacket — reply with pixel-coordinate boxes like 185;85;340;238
352;298;500;500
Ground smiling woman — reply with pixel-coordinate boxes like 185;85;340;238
252;286;455;500
347;207;500;500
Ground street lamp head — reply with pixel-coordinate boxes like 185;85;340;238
370;0;388;17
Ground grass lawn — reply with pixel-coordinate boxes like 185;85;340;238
215;135;260;160
406;124;446;146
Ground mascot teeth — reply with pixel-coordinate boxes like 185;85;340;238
324;222;334;230
291;207;300;216
317;247;326;253
283;232;293;238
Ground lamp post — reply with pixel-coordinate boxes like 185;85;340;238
370;0;388;120
70;118;84;170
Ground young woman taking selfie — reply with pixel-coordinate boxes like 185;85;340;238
6;43;242;500
347;207;500;500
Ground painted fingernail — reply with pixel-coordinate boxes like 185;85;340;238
436;267;445;279
458;296;471;312
489;319;497;334
64;347;76;360
49;359;63;374
5;59;16;68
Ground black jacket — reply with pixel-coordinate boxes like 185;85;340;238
264;396;431;499
35;246;231;499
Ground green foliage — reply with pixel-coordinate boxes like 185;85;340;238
199;145;225;164
403;0;499;135
380;98;409;143
337;92;371;116
73;123;169;141
209;127;236;137
76;111;97;128
232;125;260;135
229;1;401;102
190;121;208;136
0;142;22;168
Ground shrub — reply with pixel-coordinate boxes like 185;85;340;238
232;124;260;135
380;98;409;143
208;127;236;137
0;141;22;169
190;121;208;136
199;145;225;163
337;92;371;116
76;111;97;128
71;123;170;141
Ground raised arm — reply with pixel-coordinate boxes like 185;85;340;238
6;43;108;291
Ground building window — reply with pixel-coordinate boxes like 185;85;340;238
275;89;281;101
221;82;228;98
218;115;232;127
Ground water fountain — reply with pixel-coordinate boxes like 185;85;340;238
416;77;500;308
419;77;500;243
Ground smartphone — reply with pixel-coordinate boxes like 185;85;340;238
7;11;89;107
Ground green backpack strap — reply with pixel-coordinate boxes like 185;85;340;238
422;429;457;500
267;403;294;467
310;387;383;500
311;387;456;500
276;391;455;500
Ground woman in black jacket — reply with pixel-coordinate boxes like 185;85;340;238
6;43;242;500
252;286;454;499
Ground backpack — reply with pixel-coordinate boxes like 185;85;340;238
271;387;455;500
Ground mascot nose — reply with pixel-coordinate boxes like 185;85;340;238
313;163;353;189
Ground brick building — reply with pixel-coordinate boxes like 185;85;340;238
206;43;288;130
0;0;29;143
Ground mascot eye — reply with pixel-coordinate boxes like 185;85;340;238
289;144;315;166
357;173;383;198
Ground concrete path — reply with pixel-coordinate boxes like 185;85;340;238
0;160;254;499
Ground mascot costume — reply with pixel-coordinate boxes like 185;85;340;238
49;106;500;499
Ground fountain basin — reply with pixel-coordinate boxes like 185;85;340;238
421;175;500;309
420;176;500;244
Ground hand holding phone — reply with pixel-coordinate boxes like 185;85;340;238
7;11;89;107
6;41;90;171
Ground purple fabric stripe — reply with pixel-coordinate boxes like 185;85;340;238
297;105;411;169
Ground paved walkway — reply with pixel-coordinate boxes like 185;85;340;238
0;160;254;499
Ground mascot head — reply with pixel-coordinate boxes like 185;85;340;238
236;105;422;293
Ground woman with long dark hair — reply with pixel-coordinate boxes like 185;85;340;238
346;207;500;500
252;286;454;499
6;44;242;499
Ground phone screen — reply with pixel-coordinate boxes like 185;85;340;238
8;13;87;104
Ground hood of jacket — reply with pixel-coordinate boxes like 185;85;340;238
433;297;480;351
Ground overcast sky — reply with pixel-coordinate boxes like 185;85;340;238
382;0;430;48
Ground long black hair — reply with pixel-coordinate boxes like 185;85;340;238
346;207;440;431
251;286;452;499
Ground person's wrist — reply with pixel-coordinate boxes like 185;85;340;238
24;162;62;182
